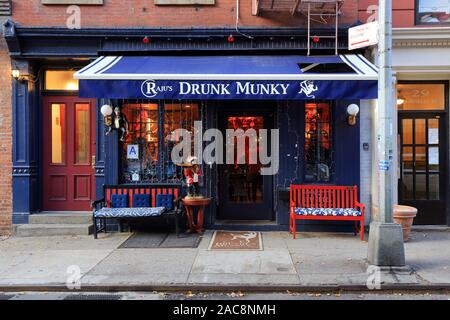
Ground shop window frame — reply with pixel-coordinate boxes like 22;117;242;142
303;100;335;184
119;99;203;185
414;0;450;26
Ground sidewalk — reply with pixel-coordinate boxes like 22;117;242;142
0;230;449;291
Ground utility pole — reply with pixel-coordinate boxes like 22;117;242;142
367;0;405;266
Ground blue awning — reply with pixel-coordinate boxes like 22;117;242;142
75;55;378;100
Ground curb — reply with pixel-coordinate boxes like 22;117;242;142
1;283;450;293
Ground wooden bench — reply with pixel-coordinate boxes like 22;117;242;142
290;185;365;240
91;183;183;239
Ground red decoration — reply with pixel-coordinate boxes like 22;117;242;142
227;35;235;43
312;36;320;43
143;36;150;44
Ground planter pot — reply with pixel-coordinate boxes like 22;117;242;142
393;205;418;242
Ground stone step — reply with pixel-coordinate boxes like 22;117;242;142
14;224;94;237
29;213;92;225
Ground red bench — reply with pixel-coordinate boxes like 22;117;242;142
289;185;365;240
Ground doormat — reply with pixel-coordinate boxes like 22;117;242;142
208;231;263;251
119;232;201;249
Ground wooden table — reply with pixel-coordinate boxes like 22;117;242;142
182;197;211;235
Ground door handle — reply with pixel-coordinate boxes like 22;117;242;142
92;155;96;168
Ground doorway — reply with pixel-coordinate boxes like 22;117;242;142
42;96;96;211
398;113;447;225
217;102;275;221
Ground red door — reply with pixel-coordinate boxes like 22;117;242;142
43;96;96;211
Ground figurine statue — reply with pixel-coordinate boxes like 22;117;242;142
106;107;129;142
182;156;203;199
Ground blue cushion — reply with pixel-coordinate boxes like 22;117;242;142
294;208;361;217
94;207;166;218
156;194;174;210
132;194;150;208
111;194;128;208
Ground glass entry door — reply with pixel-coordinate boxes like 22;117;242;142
398;113;447;224
218;103;274;220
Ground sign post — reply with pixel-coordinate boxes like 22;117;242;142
367;0;406;267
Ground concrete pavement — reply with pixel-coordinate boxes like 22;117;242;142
0;230;449;291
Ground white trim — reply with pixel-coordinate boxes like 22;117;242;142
75;56;119;77
300;63;320;73
74;73;377;81
343;54;378;76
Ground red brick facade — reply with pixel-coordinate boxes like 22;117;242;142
359;0;417;28
0;34;12;236
13;0;359;28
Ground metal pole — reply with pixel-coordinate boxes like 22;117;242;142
367;0;405;267
377;0;393;223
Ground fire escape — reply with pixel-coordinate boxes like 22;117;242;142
252;0;344;55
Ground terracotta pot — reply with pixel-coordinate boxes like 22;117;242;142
393;205;418;242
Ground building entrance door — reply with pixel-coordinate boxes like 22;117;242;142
218;102;275;220
398;113;447;224
42;96;96;211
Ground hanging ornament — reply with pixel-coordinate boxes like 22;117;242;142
143;36;150;44
227;34;235;43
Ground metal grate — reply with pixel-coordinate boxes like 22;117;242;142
0;0;11;16
64;294;122;300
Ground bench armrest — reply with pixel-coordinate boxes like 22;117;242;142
355;202;365;214
92;198;105;210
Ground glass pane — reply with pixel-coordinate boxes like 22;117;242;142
51;104;66;164
428;118;439;144
122;104;159;183
402;119;413;145
226;116;264;203
415;174;427;200
401;174;414;200
397;83;445;110
417;1;450;25
428;147;440;171
305;102;332;182
415;146;427;172
75;104;90;164
164;103;200;181
429;174;440;200
45;70;78;91
397;84;445;110
402;147;413;172
415;119;426;145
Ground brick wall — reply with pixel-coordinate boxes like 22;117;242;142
359;0;416;28
0;30;12;235
12;0;359;28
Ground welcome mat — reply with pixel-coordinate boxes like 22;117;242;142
208;231;263;251
119;232;201;249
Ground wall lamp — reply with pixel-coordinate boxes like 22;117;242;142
101;104;114;127
11;69;35;82
347;104;360;126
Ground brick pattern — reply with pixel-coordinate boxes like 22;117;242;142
12;0;359;28
0;34;12;235
359;0;416;28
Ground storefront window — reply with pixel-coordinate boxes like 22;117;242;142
121;102;200;184
163;103;200;181
122;103;159;183
397;83;445;110
304;102;332;182
416;0;450;25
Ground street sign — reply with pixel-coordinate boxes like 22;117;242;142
349;21;379;50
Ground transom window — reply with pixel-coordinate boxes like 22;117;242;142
304;102;333;182
416;0;450;25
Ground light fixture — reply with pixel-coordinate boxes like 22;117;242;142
101;104;114;127
65;82;78;91
397;98;405;105
11;69;20;79
346;104;360;126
